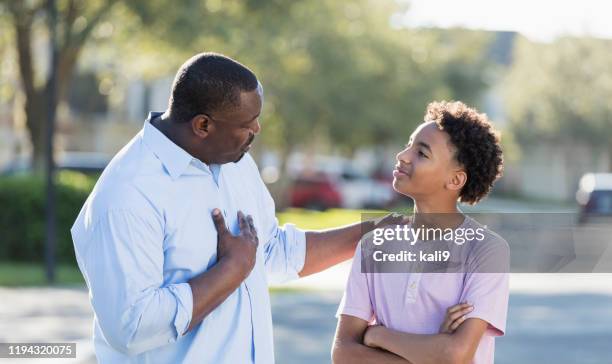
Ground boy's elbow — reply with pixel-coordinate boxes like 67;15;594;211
331;340;354;364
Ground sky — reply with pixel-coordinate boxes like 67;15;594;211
393;0;612;42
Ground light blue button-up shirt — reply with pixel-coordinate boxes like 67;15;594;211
71;112;306;363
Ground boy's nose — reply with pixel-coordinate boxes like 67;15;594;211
396;148;411;164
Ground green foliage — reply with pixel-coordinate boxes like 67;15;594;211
85;0;495;154
1;0;495;156
0;171;95;264
504;36;612;147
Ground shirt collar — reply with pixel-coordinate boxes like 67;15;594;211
142;111;204;180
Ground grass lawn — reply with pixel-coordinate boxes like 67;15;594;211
0;262;84;286
277;208;375;229
1;208;377;287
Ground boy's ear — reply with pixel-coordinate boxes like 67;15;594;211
446;169;467;192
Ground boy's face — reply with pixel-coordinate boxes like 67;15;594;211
393;121;463;200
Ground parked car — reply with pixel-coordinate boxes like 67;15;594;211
0;152;111;176
576;173;612;224
287;154;396;210
335;165;395;209
288;172;343;210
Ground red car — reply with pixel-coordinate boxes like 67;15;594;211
289;172;342;210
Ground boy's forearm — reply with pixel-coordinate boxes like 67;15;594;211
332;340;412;364
371;327;464;364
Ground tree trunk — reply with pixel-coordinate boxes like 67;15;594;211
24;91;48;173
10;0;117;173
11;5;48;174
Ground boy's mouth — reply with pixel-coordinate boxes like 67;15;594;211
393;165;410;178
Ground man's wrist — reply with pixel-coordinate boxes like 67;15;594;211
217;257;249;284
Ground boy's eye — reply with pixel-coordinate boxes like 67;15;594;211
418;150;428;158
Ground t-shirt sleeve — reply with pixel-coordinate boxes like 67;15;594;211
336;243;375;323
460;235;510;336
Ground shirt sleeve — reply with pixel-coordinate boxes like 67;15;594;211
246;154;306;285
71;208;193;356
336;243;375;323
262;220;307;285
460;237;510;336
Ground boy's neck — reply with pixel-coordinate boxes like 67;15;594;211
413;196;460;214
412;197;464;230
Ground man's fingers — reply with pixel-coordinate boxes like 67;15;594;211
247;215;257;234
246;215;259;246
237;211;249;234
212;209;229;235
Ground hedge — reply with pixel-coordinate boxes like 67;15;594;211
0;171;95;264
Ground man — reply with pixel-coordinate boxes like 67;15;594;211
332;101;509;363
71;52;378;363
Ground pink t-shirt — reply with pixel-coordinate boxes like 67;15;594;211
337;215;510;364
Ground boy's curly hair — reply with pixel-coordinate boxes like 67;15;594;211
424;101;503;205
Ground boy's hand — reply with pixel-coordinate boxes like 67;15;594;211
363;325;384;349
439;302;473;334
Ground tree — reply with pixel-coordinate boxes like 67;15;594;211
1;0;495;173
504;36;612;169
1;0;120;171
0;0;303;171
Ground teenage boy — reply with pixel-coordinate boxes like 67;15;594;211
332;101;509;364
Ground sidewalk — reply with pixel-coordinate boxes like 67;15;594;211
2;284;612;363
0;287;95;364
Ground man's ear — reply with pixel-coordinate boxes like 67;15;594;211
190;114;211;138
446;169;467;192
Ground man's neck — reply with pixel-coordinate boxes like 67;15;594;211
151;113;208;164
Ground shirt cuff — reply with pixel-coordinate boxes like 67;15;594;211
168;282;193;338
284;223;307;278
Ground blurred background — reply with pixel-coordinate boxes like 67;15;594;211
1;0;611;363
